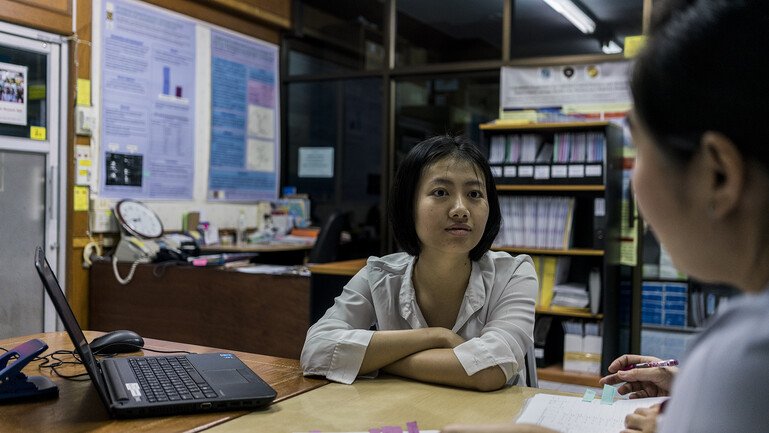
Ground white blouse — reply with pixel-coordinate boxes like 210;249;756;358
300;250;538;385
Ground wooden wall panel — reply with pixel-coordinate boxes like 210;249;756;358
64;0;93;327
13;0;69;13
146;0;289;44
0;0;72;34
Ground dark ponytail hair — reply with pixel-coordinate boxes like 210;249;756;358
631;0;769;171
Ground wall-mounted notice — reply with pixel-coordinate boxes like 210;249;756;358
207;30;279;202
298;147;334;178
500;61;632;112
99;0;196;199
0;62;27;126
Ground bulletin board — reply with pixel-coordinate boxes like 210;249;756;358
91;0;280;230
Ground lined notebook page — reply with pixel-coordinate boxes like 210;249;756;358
516;394;668;433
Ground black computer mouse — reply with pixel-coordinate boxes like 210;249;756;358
89;330;145;355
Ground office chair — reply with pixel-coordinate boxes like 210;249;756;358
524;345;539;388
307;211;349;264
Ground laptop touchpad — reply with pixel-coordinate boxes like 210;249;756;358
204;369;248;385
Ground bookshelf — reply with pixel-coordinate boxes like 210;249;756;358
537;364;602;388
481;120;627;385
634;225;739;358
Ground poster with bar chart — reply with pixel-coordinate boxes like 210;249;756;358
99;0;196;199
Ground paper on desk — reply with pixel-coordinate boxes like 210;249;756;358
276;234;316;245
297;421;435;433
293;431;438;433
236;264;293;274
236;264;309;276
516;394;668;433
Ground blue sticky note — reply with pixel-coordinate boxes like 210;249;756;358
582;388;596;402
601;384;616;405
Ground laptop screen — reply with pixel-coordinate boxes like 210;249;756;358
34;246;112;407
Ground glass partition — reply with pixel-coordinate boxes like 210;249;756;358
395;0;503;66
287;0;386;75
394;73;499;164
510;0;643;58
286;78;383;258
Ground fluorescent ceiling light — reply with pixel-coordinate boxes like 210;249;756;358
602;40;623;54
542;0;596;34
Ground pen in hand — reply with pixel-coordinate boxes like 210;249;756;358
622;359;679;371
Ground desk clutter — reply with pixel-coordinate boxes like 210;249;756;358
182;197;314;247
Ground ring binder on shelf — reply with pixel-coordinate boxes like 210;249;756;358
0;338;59;402
488;128;606;185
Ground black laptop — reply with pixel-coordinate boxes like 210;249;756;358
34;247;277;418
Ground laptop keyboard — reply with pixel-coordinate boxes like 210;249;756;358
129;356;219;402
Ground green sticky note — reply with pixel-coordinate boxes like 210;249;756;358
582;388;596;402
601;384;616;405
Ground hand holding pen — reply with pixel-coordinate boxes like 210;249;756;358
621;359;679;371
600;355;678;399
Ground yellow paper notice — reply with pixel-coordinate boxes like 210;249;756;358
30;126;46;141
624;35;646;58
77;78;91;106
74;186;89;211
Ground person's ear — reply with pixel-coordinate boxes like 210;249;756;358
701;131;744;218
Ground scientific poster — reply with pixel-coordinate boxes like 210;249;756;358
208;29;279;201
0;62;27;126
99;0;196;199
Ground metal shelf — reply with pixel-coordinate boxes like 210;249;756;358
496;184;605;192
642;324;703;333
536;307;603;320
493;246;604;256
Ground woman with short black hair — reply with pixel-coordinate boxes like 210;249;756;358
301;134;537;392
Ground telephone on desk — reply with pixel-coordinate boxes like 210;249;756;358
112;234;200;284
113;236;160;263
111;199;199;284
113;234;198;263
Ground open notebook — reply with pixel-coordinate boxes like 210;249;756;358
517;393;668;433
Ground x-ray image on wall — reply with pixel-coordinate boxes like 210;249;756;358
105;152;143;186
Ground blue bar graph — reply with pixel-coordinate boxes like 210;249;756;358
162;66;170;95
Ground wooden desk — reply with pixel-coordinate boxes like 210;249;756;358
208;376;566;433
199;242;313;265
307;258;366;277
89;261;311;359
199;243;313;254
0;331;327;433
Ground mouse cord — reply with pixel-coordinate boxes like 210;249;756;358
0;347;90;381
